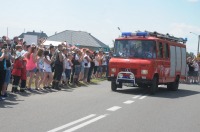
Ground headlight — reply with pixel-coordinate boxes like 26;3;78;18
129;74;134;79
118;73;123;78
141;70;148;75
111;68;116;73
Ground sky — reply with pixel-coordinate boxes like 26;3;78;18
0;0;200;54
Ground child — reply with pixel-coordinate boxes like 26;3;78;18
12;51;23;93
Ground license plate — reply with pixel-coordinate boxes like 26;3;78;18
123;83;133;87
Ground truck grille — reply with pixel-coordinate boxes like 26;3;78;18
119;68;137;75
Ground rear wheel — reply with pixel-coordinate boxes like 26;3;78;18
150;76;158;95
111;81;117;91
167;76;180;91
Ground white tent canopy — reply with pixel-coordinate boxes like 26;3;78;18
42;40;62;47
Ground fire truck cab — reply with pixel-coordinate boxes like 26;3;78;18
107;31;187;94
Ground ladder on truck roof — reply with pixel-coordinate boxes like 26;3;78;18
145;31;187;44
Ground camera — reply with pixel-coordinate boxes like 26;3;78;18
3;44;8;49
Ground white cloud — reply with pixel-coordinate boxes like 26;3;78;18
169;23;200;54
187;0;199;3
169;23;200;37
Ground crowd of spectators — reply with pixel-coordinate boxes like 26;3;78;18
0;36;112;101
186;56;200;84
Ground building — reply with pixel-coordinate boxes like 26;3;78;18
47;30;110;51
19;30;48;45
19;30;48;39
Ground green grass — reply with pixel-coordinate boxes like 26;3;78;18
27;76;107;88
91;77;107;83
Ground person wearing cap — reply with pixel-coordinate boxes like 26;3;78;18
11;51;23;93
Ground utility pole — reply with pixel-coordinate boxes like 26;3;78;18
7;27;8;37
198;35;200;55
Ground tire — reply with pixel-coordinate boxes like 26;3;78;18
167;76;179;91
150;76;158;95
111;81;117;91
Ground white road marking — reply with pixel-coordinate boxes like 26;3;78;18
63;115;107;132
132;95;142;99
123;100;135;104
107;106;121;111
139;95;147;99
47;114;96;132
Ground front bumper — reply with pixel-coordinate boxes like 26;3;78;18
107;76;152;84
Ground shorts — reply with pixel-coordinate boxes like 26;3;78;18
102;65;107;72
28;67;37;73
36;68;44;73
44;67;52;73
193;71;199;77
97;66;102;73
93;66;99;74
4;70;11;85
74;65;81;75
83;68;89;80
80;65;84;73
65;69;71;80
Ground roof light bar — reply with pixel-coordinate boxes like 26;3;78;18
121;31;187;43
121;32;148;37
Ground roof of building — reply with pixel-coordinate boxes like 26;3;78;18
47;30;109;48
19;31;48;39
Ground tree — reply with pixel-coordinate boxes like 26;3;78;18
186;51;195;58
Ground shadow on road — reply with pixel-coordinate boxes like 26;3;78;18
0;88;64;108
150;87;200;99
116;86;200;99
0;94;21;108
117;87;148;95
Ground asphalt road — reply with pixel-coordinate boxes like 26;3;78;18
1;81;200;132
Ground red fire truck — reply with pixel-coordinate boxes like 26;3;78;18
107;31;187;94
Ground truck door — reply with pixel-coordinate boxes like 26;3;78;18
156;41;164;83
163;43;170;82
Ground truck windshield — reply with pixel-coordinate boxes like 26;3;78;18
113;40;156;59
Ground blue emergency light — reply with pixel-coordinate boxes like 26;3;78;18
122;32;148;37
121;32;132;37
136;32;148;37
184;38;188;42
179;38;188;43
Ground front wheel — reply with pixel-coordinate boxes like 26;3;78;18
111;81;117;91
